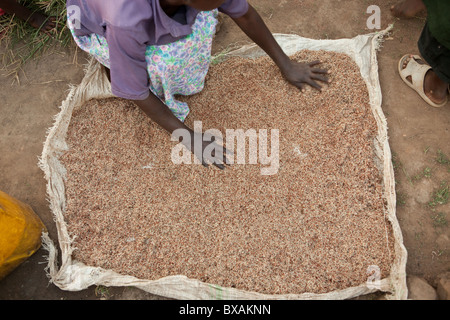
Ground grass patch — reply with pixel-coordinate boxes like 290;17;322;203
94;285;112;299
412;166;432;182
391;152;414;185
0;0;72;77
211;48;231;66
428;181;449;208
436;149;450;165
392;152;401;172
436;149;450;172
396;190;407;207
430;212;448;227
423;167;432;178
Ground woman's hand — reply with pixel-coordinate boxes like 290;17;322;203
233;5;331;92
180;131;230;170
133;92;230;170
280;59;330;92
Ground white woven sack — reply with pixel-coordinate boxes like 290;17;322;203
39;26;408;300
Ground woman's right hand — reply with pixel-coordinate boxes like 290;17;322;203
182;130;230;170
132;92;230;170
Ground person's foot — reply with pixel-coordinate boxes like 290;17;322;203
400;55;448;105
27;11;56;35
390;0;426;18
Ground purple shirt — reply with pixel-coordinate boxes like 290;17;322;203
67;0;249;100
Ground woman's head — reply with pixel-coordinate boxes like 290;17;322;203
164;0;226;11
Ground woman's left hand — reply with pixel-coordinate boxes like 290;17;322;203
232;5;330;92
280;59;330;92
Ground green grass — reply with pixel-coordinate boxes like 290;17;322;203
396;191;407;206
436;149;450;165
428;181;449;208
412;166;432;182
423;167;432;178
391;152;401;172
0;0;71;76
94;285;112;299
430;212;448;227
436;150;450;173
211;48;230;66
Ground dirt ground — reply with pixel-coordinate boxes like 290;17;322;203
0;0;448;300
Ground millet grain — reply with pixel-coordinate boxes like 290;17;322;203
61;50;395;294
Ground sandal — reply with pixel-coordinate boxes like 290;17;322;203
398;54;448;108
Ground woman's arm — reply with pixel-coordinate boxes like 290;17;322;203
103;67;228;169
0;0;56;34
133;93;228;169
232;5;329;91
133;93;191;135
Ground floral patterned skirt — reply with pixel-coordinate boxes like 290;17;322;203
68;10;219;121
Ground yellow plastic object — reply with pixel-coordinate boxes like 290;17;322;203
0;190;46;280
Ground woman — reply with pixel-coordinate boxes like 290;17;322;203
67;0;330;169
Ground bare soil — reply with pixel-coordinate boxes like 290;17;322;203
0;0;448;300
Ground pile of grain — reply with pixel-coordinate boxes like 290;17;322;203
61;50;395;295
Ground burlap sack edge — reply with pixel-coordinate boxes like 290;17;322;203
39;25;408;300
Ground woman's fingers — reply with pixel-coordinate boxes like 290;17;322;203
206;156;225;170
203;142;229;170
210;148;226;169
311;73;329;83
216;145;230;169
221;149;231;166
311;67;329;74
294;77;322;91
286;60;330;91
305;78;322;91
308;60;322;67
213;162;225;170
42;17;57;35
295;82;306;92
